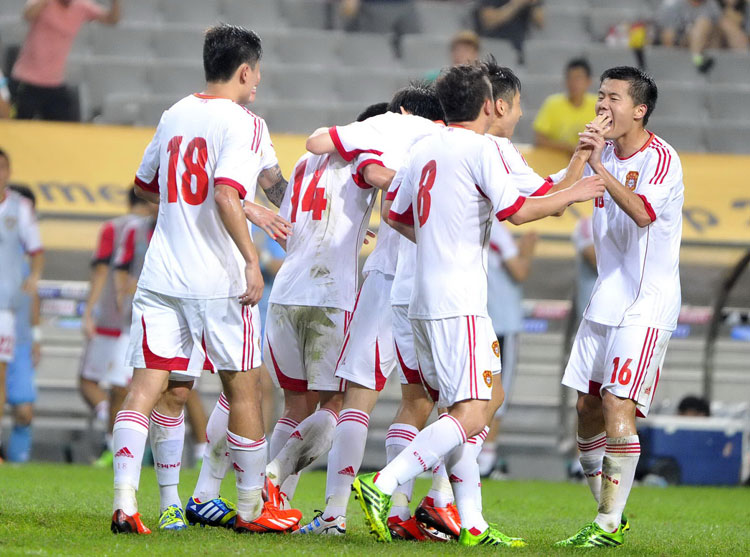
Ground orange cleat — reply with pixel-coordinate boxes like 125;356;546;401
388;516;426;541
110;510;152;534
262;477;284;509
414;497;461;539
233;501;302;534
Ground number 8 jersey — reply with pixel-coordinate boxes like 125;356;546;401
134;94;269;299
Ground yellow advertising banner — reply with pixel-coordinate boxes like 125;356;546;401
2;120;748;247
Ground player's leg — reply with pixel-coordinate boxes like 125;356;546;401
6;339;36;463
184;387;208;463
78;335;110;431
9;403;33;462
97;334;133;468
0;308;10;457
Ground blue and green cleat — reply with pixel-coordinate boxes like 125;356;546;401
185;496;237;528
158;505;188;531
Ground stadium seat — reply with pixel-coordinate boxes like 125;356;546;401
281;0;330;30
656;82;707;120
594;0;652;16
262;64;338;102
99;93;143;125
138;94;183;126
588;7;641;41
160;0;221;26
705;121;750;154
401;35;450;71
647;117;706;152
513;110;538;145
644;47;703;82
337;32;397;69
543;0;589;9
329;102;367;127
0;0;25;18
120;0;163;24
148;60;204;95
69;25;92;58
334;68;401;105
83;58;151;113
520;75;561;112
707;85;750;122
90;25;154;59
482;39;517;67
538;7;590;42
414;1;472;35
585;46;639;75
153;27;204;60
276;30;341;66
524;40;587;75
706;50;750;86
263;101;334;133
222;0;286;30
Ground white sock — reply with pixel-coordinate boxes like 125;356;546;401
385;423;418;521
269;417;298;459
149;410;185;512
112;411;149;514
426;458;454;507
446;427;489;534
267;408;338;488
374;415;467;496
193;442;207;461
227;430;267;521
193;394;231;502
280;474;300;502
95;400;109;424
595;435;640;532
577;432;606;503
324;409;370;519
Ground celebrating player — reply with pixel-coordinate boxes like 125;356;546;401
353;64;604;546
555;67;683;549
110;24;300;535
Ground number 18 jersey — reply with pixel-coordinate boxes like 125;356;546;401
134;94;266;299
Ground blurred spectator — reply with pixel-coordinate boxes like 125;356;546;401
11;0;120;121
340;0;419;57
677;395;711;416
0;68;10;118
533;58;597;156
425;30;481;81
659;0;748;74
572;216;597;320
474;0;544;65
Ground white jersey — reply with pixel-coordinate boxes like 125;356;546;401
330;112;440;276
134;94;267;299
555;132;683;330
486;135;553;197
487;222;523;335
0;190;43;310
269;151;379;310
390;126;525;320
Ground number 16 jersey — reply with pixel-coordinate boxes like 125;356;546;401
134;94;266;299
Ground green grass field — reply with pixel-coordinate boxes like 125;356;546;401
1;464;748;556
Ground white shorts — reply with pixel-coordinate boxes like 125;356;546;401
265;303;350;392
0;310;15;363
126;287;261;377
564;319;671;417
494;332;519;418
392;304;439;401
335;271;397;392
79;331;133;387
412;315;501;408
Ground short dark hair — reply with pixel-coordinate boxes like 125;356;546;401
677;395;710;417
388;80;444;121
600;66;658;126
356;102;389;122
0;148;9;165
435;64;491;123
566;57;592;78
203;24;262;83
9;185;35;207
483;54;521;105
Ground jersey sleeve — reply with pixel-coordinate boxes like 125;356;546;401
134;121;161;194
490;222;519;261
328;118;385;162
214;114;258;198
91;221;114;265
507;152;552;197
352;152;385;189
18;199;43;255
80;0;106;21
114;224;137;272
477;140;525;222
257;119;279;171
387;165;415;225
635;145;683;222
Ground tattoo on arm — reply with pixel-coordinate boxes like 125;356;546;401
259;165;288;208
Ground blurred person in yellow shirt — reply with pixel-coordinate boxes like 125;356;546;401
533;58;597;155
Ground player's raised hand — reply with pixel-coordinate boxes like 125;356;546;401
569;175;605;203
577;130;606;167
585;113;612;135
239;262;264;306
243;202;292;240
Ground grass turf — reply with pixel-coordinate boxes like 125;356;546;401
1;464;748;556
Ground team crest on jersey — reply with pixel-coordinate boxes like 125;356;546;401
625;171;639;191
4;216;17;230
483;370;493;387
492;340;500;358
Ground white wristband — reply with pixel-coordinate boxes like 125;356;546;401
32;326;42;343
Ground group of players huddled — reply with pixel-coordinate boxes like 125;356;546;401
108;23;683;549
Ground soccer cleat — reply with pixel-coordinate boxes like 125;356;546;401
414;497;461;539
388;516;426;541
93;449;114;468
158;505;188;531
185;496;237;528
293;511;346;535
233;501;302;533
351;473;392;542
621;513;630;533
110;510;151;534
554;521;625;548
262;477;284;509
458;524;526;547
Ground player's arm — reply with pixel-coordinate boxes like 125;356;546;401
508;177;604;225
83;263;107;338
385;166;416;242
256;164;287;208
23;0;52;21
306;127;336;155
30;287;42;366
243;200;292;241
362;165;395;191
503;232;537;283
96;0;120;24
215;185;264;306
480;0;535;29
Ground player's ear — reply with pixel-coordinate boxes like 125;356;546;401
483;98;493;116
494;98;505;117
238;63;250;84
634;103;647;123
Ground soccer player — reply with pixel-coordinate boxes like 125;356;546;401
0;149;44;464
353;64;604;546
110;24;300;535
555;67;683;549
80;188;153;467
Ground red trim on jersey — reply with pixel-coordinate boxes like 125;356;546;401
135;170;159;193
629;327;655;400
637;194;657;222
588;380;603;398
531;178;554;197
247;305;256;370
118;227;136;268
489;241;501;254
395;342;421;384
141;316;190;371
493;142;510;173
193;93;228;100
214;177;248;199
385;186;399;201
417;363;440;402
26;248;44;256
93;221;115;263
356;157;385;175
495;196;526;221
351;171;373;189
475;184;490;200
201;335;214;372
613;132;654;161
388;207;414;226
374;340;387;391
96;327;122;338
267;340;308;392
328;126;383;162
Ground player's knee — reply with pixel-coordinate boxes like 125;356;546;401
576;394;602;422
14;404;33;425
